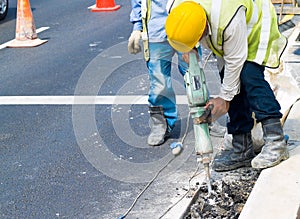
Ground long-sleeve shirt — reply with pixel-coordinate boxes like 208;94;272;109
201;7;248;101
129;0;169;42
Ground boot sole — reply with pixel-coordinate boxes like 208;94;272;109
213;160;252;172
252;152;289;169
147;132;171;146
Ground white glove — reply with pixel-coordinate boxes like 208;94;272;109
128;30;142;54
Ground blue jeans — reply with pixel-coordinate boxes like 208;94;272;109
220;61;282;134
146;41;188;129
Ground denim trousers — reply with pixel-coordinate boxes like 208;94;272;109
220;61;282;134
146;41;188;128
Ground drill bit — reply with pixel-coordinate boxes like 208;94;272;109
204;163;212;195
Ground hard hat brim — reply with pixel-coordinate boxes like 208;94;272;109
167;39;194;53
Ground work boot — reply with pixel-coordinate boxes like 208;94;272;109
212;133;255;172
147;106;171;146
251;118;289;169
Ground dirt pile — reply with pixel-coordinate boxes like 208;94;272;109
185;167;261;219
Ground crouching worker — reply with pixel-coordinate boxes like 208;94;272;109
165;0;289;171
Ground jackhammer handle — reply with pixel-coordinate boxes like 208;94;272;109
193;104;214;124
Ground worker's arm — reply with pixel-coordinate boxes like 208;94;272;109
219;7;248;101
130;0;143;31
208;7;248;119
128;0;143;54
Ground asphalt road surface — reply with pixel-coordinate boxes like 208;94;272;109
0;0;221;218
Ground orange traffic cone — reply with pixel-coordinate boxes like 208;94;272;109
91;0;121;12
8;0;47;48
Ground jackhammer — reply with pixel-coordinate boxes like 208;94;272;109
184;52;214;193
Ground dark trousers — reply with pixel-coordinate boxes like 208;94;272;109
220;61;282;134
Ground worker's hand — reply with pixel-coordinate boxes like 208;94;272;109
182;48;201;63
206;97;230;121
128;30;142;54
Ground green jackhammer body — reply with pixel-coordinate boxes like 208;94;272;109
184;52;213;193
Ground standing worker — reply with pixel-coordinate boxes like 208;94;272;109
165;0;289;170
128;0;190;146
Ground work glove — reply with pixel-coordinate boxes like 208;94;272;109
128;30;142;54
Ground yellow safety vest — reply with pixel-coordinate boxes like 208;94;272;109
170;0;287;68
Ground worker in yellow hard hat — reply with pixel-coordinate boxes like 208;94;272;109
165;0;289;172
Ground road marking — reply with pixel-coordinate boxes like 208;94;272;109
36;27;50;33
0;95;189;105
88;4;96;9
0;95;217;105
0;27;50;50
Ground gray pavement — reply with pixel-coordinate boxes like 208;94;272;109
2;2;299;217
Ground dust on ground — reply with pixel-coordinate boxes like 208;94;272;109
184;167;261;219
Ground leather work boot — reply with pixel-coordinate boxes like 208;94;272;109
147;106;171;146
251;118;289;169
212;133;255;172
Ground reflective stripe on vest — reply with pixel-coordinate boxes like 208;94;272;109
254;0;271;64
201;0;286;68
247;2;258;36
210;0;221;49
141;0;151;61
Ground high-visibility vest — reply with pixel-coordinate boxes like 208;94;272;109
169;0;287;68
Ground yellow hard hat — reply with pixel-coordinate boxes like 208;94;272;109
165;1;207;53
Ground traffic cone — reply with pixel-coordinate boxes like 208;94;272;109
91;0;121;12
8;0;47;48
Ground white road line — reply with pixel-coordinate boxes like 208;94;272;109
36;27;50;33
0;95;217;105
88;4;96;9
0;95;191;105
0;27;50;50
